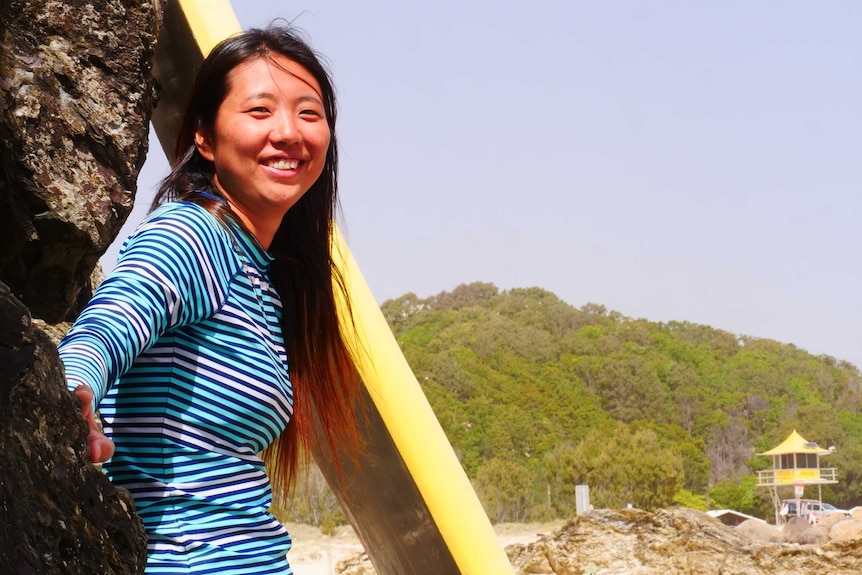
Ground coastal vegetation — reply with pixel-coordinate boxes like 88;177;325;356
286;282;862;526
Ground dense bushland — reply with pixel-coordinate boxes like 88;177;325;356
283;282;862;525
381;283;862;522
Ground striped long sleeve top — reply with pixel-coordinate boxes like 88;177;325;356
58;201;295;574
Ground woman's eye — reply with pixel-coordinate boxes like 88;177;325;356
299;109;322;119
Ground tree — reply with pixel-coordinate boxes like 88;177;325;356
785;403;846;450
380;292;424;331
544;443;580;517
589;355;672;423
429;282;499;310
473;457;538;523
706;418;752;483
658;423;711;492
547;422;683;512
822;437;862;510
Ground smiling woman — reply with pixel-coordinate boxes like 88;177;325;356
57;26;363;575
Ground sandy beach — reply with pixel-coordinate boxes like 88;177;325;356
285;520;566;574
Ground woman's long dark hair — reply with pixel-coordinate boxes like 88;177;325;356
153;26;363;505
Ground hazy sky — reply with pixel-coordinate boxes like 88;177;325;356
106;1;862;368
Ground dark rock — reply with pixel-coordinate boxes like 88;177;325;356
0;0;161;572
0;282;147;574
0;0;161;323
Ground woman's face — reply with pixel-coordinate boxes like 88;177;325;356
195;54;331;246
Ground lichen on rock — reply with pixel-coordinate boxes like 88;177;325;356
0;0;161;323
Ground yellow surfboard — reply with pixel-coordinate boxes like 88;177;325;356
151;2;513;573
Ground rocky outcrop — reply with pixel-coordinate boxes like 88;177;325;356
0;0;160;323
0;0;162;572
0;283;147;573
779;513;862;546
828;518;862;543
332;508;862;575
735;518;784;544
780;515;810;543
505;508;862;575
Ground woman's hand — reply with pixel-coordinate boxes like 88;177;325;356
72;384;115;463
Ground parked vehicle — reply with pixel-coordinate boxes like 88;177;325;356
780;499;849;524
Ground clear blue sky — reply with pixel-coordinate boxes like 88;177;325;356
106;1;862;368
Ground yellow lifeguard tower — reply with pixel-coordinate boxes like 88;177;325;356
756;430;837;523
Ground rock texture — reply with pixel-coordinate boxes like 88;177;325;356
0;283;147;573
0;0;160;323
828;518;862;543
735;518;784;544
0;0;161;573
332;508;862;575
505;508;862;575
337;553;377;575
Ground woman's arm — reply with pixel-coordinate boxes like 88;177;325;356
59;203;238;459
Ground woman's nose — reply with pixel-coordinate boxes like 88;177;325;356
271;112;300;144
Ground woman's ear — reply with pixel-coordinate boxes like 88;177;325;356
194;126;215;162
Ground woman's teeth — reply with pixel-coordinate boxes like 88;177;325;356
267;159;299;170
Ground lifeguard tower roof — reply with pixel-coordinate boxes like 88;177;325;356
757;430;831;456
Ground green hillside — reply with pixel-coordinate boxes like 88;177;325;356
379;282;862;522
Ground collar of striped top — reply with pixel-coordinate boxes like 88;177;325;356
194;190;274;271
229;218;274;271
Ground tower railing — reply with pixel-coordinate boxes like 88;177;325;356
756;467;837;486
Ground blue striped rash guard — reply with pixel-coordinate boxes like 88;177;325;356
58;201;295;574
